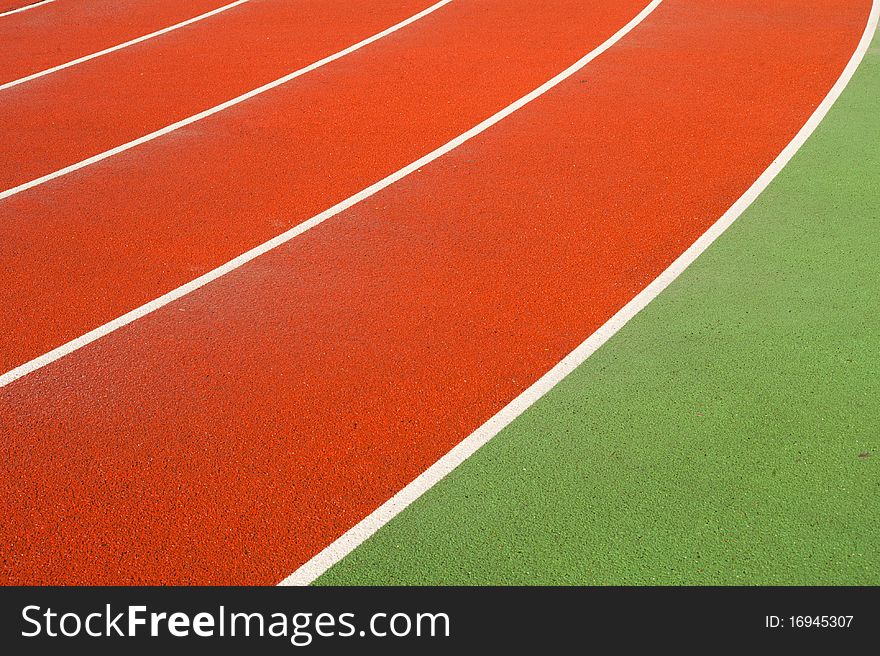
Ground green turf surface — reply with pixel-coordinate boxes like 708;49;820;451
318;31;880;585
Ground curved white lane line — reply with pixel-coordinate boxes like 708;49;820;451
0;0;655;388
0;0;453;201
0;0;249;92
279;1;880;586
0;0;54;18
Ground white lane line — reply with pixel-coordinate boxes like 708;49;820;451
0;1;249;91
0;0;54;18
279;1;880;586
0;0;658;391
0;0;453;201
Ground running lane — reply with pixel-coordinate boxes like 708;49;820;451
0;0;649;375
0;0;439;190
0;0;240;84
0;0;871;585
0;1;52;15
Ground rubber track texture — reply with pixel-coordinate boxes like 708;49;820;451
0;0;437;190
0;0;234;83
0;0;647;374
0;0;871;584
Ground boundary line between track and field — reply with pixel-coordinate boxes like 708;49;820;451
0;0;452;201
279;0;880;586
0;0;54;18
0;0;656;387
0;0;250;91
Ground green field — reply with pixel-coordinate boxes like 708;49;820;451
319;30;880;585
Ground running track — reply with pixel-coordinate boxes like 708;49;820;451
0;0;437;188
0;0;236;82
0;0;873;584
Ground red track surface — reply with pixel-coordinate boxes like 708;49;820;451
0;0;871;584
0;1;38;12
0;0;436;190
0;0;233;83
0;0;647;374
